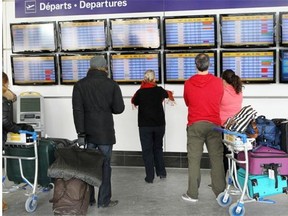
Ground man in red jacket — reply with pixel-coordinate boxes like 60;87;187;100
182;53;226;202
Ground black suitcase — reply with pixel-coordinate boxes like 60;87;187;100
4;139;56;187
279;121;288;153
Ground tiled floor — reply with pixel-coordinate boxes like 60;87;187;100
2;167;288;216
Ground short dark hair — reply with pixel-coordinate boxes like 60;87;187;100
195;53;210;72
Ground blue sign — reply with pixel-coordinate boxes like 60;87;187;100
15;0;288;18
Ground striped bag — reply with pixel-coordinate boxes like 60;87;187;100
224;105;257;133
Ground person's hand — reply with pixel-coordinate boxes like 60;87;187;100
77;133;86;146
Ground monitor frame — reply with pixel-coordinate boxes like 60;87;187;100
219;12;276;48
11;54;58;86
110;51;161;84
109;16;161;50
59;53;107;85
279;49;288;83
10;21;58;53
220;49;276;84
279;12;288;47
163;14;217;49
163;50;217;84
58;19;108;52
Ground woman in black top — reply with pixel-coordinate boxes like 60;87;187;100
131;70;174;183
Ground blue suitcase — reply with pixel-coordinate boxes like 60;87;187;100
237;168;288;199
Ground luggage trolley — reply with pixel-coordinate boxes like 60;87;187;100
215;128;275;216
2;130;45;213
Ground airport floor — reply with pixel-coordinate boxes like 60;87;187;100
2;167;288;216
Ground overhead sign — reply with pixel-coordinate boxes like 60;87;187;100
16;0;288;18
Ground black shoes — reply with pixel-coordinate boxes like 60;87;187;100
145;178;153;183
89;199;96;206
98;200;119;208
159;175;166;179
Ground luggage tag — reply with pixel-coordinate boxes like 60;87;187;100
268;169;275;180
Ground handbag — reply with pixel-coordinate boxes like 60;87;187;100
224;105;257;133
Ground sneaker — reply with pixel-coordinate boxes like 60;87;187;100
99;200;119;208
208;184;212;188
181;193;198;202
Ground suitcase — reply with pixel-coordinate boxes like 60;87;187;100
237;146;288;175
4;139;56;187
237;168;288;199
279;121;288;153
49;178;90;216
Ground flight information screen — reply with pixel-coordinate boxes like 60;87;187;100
164;51;217;83
59;20;107;51
110;17;161;49
110;52;160;84
220;13;275;48
11;55;57;85
10;22;57;53
220;50;276;83
280;50;288;83
280;12;288;47
164;15;217;48
59;54;106;84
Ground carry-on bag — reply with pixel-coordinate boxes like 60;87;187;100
4;139;56;187
48;145;104;215
237;146;288;175
50;178;90;216
47;147;103;187
237;168;288;199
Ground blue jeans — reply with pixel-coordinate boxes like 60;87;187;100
87;143;112;207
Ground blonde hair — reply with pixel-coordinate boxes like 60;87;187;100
144;70;155;82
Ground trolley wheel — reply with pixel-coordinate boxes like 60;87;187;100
229;202;245;216
43;183;54;192
217;191;232;207
25;196;38;213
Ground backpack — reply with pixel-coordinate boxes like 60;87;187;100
254;115;281;149
50;178;90;216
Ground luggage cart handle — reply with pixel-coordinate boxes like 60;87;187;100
19;130;38;142
214;127;248;143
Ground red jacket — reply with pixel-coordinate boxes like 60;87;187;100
183;73;223;126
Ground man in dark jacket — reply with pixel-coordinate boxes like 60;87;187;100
72;56;125;208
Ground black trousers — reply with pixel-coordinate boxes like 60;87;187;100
139;126;167;182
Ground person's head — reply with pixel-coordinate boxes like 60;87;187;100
90;56;107;72
143;69;156;82
2;72;17;101
2;72;9;94
222;69;243;94
195;53;210;72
